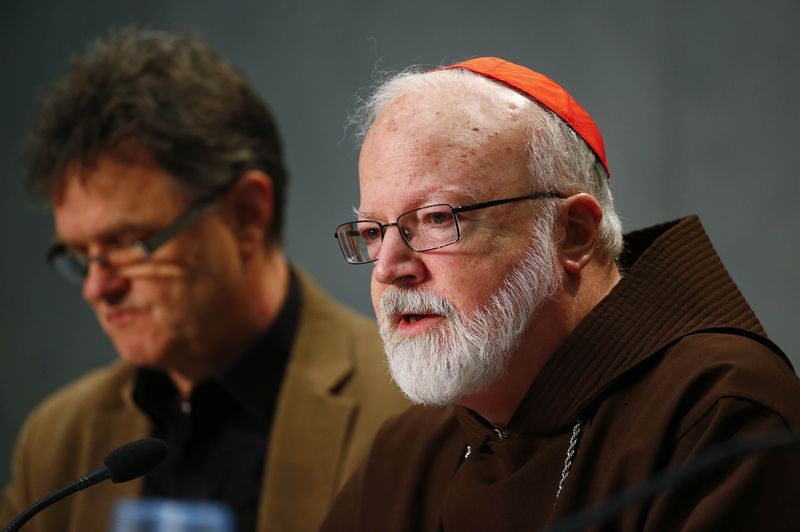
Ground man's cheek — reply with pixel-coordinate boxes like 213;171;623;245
370;283;384;315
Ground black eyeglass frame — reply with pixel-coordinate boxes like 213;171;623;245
46;176;242;283
334;191;565;265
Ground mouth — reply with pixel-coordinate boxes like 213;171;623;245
104;307;144;327
395;312;444;331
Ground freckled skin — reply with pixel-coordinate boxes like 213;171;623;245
359;88;539;326
359;80;621;423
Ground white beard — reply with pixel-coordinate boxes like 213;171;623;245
378;222;561;406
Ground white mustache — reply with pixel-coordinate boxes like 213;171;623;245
380;287;456;319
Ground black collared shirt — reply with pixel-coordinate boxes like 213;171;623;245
133;271;301;532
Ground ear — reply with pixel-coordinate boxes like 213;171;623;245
557;193;602;274
221;170;274;259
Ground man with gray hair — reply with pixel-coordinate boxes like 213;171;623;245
323;57;800;530
0;28;408;532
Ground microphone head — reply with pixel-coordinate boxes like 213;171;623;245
103;438;167;483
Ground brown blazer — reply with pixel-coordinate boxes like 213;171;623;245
1;271;408;531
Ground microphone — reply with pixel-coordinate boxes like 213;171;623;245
4;437;167;532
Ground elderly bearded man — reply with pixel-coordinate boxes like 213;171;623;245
0;29;409;532
322;58;800;531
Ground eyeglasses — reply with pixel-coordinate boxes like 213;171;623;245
334;192;564;265
47;177;240;284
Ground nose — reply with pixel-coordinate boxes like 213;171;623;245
82;260;131;305
372;227;426;287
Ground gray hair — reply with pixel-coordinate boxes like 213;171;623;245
351;67;623;260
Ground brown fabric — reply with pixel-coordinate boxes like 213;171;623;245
0;270;409;532
321;216;800;531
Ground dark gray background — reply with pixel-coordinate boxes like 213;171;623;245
1;0;798;485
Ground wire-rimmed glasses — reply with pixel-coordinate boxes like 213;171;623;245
334;191;564;264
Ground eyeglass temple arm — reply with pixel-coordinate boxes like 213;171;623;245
452;192;564;214
141;177;241;254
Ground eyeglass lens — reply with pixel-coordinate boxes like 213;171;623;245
336;204;460;264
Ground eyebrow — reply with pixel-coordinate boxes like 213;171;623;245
56;221;157;248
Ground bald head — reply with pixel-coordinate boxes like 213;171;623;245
360;72;537;207
354;65;623;260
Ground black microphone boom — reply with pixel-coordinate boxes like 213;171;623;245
544;430;800;532
3;437;167;532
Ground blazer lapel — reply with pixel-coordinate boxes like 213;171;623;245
258;273;357;531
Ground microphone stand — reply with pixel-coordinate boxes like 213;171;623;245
4;467;111;532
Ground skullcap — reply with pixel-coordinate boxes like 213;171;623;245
436;57;609;175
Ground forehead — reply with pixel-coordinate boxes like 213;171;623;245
52;153;189;241
358;85;533;215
